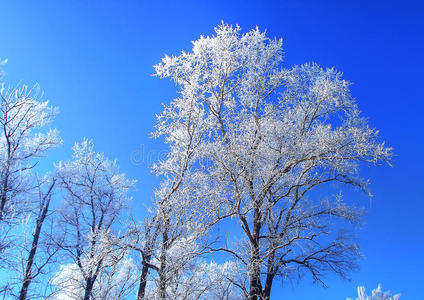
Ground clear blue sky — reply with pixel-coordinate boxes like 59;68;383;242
0;1;423;299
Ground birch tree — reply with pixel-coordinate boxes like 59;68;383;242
54;139;135;300
154;23;392;299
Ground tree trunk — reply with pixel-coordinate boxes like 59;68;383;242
18;181;55;300
137;254;152;300
158;219;169;300
83;277;95;300
18;219;42;300
0;169;10;221
248;248;262;300
262;253;276;300
262;273;274;300
0;136;12;221
249;207;263;300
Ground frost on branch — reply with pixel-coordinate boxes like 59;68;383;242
347;284;400;300
0;81;60;222
154;23;392;299
0;63;60;282
54;139;135;300
143;252;243;300
51;256;137;300
0;58;6;79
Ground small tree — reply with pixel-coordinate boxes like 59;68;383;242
154;23;392;299
54;139;135;300
347;284;400;300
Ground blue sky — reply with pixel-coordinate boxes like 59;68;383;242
0;1;423;299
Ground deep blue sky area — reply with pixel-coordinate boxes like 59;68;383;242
0;1;423;299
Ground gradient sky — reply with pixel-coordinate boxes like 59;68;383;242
0;1;423;299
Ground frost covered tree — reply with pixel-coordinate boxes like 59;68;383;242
154;23;392;299
347;284;400;300
17;176;58;300
0;61;60;253
51;256;137;300
0;59;6;78
0;83;59;222
0;59;60;299
143;257;243;300
129;215;159;300
133;96;216;299
0;176;59;300
130;221;242;300
54;139;135;300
